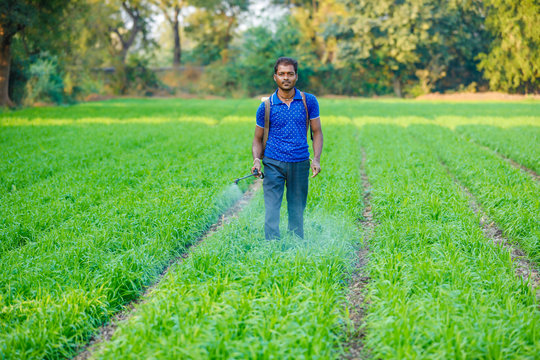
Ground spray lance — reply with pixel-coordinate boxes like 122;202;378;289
233;168;264;185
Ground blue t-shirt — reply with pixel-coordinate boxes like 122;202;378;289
256;88;320;162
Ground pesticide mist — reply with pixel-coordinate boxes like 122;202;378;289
215;183;244;211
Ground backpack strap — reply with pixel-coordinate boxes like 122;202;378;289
262;98;271;155
262;91;312;156
300;91;313;141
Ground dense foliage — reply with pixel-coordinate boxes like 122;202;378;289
2;0;540;105
478;0;540;93
331;0;491;96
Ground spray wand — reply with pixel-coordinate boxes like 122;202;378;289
234;168;264;185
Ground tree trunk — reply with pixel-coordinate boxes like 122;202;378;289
223;15;235;61
0;38;14;108
393;74;402;98
117;2;142;65
172;6;181;67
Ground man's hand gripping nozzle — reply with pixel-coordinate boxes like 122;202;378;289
233;168;264;185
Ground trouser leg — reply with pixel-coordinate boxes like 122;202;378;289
286;159;310;238
263;158;286;240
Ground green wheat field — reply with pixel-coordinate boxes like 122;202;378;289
1;98;539;359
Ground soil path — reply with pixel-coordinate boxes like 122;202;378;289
343;148;373;360
492;151;539;182
441;162;540;301
73;180;262;360
462;136;539;182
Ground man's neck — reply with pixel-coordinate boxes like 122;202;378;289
277;88;295;101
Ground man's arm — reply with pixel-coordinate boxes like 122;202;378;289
252;126;264;176
310;117;323;178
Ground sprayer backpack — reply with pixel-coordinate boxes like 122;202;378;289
262;91;313;155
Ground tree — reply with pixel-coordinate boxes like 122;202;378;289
237;17;308;94
274;0;347;65
185;0;249;64
331;0;426;96
413;0;489;93
478;0;540;93
90;0;155;94
107;1;154;65
0;0;71;107
331;0;489;96
151;0;186;67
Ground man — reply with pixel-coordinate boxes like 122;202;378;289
251;57;323;240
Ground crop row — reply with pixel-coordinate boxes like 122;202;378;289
87;121;363;359
411;124;540;264
1;120;209;252
0;119;239;255
357;122;539;359
0;119;253;359
1;99;538;359
454;124;540;174
0;117;218;194
0;98;257;126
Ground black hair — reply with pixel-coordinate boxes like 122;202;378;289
274;57;298;74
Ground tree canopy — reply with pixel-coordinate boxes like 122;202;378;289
2;0;538;106
478;0;540;93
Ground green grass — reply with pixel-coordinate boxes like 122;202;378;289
410;124;540;264
92;201;357;359
455;124;540;173
357;123;539;359
0;98;539;359
0;113;253;358
90;122;363;359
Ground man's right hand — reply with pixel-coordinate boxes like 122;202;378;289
252;158;262;177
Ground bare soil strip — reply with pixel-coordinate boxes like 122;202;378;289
343;148;372;360
73;180;262;360
499;154;539;182
462;136;539;182
441;161;540;301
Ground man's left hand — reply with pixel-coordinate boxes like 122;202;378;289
311;159;321;178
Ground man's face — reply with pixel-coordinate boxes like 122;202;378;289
274;64;297;91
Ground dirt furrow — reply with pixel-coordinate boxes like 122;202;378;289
440;161;540;301
461;136;539;182
343;148;372;360
73;180;262;360
500;154;539;181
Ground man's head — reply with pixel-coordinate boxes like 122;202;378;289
274;57;298;74
273;57;298;92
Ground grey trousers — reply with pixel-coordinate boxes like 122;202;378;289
262;157;310;240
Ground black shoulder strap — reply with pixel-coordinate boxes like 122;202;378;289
263;98;271;154
300;91;313;141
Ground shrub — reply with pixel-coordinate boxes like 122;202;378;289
23;55;65;105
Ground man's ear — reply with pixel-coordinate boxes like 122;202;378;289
273;74;277;82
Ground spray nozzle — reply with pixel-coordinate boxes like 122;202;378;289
234;169;264;185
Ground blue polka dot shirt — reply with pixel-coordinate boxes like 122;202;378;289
256;88;320;162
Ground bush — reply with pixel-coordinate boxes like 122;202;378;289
126;56;162;94
109;55;170;96
23;55;66;105
199;62;247;97
77;72;106;98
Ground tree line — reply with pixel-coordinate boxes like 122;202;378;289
1;0;538;107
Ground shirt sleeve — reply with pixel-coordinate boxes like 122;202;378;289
256;102;265;128
306;94;320;120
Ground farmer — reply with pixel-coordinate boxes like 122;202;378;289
251;57;323;240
